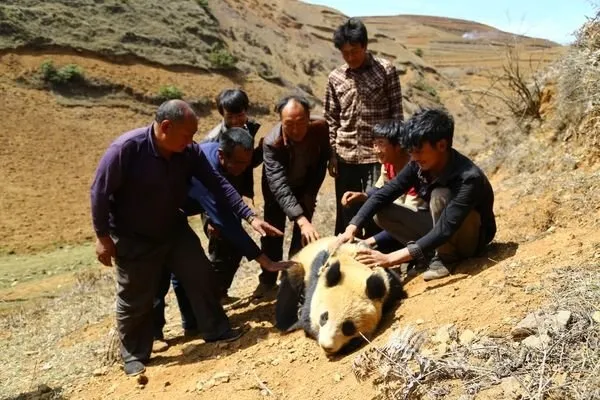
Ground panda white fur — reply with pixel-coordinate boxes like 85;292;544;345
275;236;406;354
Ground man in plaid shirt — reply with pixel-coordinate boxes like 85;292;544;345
324;17;404;237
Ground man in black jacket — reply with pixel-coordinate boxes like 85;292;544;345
203;88;262;202
336;108;496;281
259;95;331;296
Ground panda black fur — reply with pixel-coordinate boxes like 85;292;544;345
275;237;406;354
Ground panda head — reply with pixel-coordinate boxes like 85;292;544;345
310;256;391;354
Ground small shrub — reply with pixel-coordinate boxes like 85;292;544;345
40;60;85;85
39;60;85;85
413;78;438;98
414;48;424;57
196;0;209;8
158;85;184;100
207;45;237;70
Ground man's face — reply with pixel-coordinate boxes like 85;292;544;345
218;145;253;176
340;43;367;70
281;102;309;143
223;109;248;129
159;115;198;152
408;140;448;172
373;138;401;165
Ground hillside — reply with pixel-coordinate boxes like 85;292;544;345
3;1;599;400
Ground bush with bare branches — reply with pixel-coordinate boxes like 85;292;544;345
352;265;600;400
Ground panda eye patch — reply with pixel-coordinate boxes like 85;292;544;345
319;311;329;326
341;320;357;336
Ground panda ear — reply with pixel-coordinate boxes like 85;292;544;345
366;273;387;300
325;259;342;287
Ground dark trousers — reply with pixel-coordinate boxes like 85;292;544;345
202;217;245;296
115;224;230;364
153;271;197;339
260;193;316;285
334;158;382;238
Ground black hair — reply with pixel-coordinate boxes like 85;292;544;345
333;17;368;50
401;108;454;150
373;120;404;146
274;94;311;117
219;127;254;157
216;88;249;115
155;99;195;123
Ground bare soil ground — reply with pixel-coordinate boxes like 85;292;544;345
2;2;596;399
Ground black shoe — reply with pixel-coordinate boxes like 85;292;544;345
205;327;244;343
124;360;146;376
184;328;201;338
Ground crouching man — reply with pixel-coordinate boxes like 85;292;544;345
341;120;426;253
336;108;496;281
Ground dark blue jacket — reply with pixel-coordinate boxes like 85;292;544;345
184;142;261;260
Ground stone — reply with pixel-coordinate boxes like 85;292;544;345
459;330;476;346
334;373;343;383
501;376;527;399
93;367;108;377
511;311;544;339
592;311;600;323
416;319;424;325
213;372;231;384
437;342;449;355
433;324;457;344
548;310;571;331
271;359;280;366
522;334;551;350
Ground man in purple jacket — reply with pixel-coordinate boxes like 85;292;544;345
90;100;287;376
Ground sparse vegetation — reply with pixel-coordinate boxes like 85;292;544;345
413;78;438;99
353;265;600;400
157;85;184;101
207;44;237;70
555;6;600;160
196;0;209;8
39;60;85;86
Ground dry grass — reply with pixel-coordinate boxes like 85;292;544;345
554;6;600;162
351;265;600;400
0;267;117;399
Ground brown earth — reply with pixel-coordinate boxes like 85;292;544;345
2;1;598;399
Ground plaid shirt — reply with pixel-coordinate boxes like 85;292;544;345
324;53;403;164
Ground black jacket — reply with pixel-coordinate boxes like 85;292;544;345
262;118;331;220
351;149;496;255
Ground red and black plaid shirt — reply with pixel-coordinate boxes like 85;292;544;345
324;53;404;164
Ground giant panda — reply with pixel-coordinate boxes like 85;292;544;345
275;236;406;355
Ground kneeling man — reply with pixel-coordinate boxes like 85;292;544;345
337;108;496;281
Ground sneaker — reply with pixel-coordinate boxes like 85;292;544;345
422;256;451;281
124;360;146;377
251;282;277;299
152;339;169;353
205;327;245;343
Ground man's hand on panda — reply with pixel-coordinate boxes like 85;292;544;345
296;216;320;245
256;253;299;272
356;248;393;268
357;247;413;269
